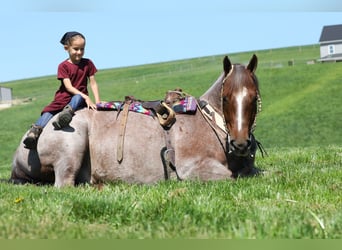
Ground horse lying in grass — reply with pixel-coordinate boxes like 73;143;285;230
10;55;263;187
164;55;263;179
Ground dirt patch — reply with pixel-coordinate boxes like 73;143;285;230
0;98;35;110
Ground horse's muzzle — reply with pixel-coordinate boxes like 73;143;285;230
229;139;252;156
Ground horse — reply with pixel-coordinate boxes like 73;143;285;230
164;54;262;179
203;54;263;177
9;54;262;187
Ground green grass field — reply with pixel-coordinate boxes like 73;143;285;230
0;44;341;238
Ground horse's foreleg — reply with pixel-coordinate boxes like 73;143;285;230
177;159;233;181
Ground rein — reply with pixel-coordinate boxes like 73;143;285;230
252;93;262;132
166;89;229;155
196;99;228;155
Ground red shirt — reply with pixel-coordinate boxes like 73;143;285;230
42;58;97;113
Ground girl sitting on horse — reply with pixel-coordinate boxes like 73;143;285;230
23;31;101;149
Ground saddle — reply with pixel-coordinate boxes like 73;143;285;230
97;96;176;163
97;97;176;129
141;100;176;129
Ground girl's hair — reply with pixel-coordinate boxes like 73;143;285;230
60;31;85;46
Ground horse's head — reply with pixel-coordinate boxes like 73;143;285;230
222;54;261;156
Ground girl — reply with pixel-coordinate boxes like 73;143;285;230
23;31;101;149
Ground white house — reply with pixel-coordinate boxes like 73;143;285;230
0;86;12;109
319;24;342;62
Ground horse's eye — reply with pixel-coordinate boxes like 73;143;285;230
223;96;228;103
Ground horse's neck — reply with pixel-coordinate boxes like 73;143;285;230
200;72;225;112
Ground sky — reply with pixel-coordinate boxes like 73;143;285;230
1;0;342;82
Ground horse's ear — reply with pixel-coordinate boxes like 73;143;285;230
223;56;232;75
247;54;258;73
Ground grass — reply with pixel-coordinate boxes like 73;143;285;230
0;44;342;238
1;147;341;239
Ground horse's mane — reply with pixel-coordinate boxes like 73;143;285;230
200;72;225;111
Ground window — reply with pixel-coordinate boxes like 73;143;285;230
328;45;335;55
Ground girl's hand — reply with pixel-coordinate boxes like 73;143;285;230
84;96;97;110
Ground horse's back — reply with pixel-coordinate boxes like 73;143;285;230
89;111;167;184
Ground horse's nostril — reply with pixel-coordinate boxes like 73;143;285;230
231;140;250;151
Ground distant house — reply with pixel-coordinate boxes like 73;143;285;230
0;86;12;109
319;24;342;62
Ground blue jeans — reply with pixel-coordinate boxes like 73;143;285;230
35;94;86;128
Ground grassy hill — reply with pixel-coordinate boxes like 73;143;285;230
1;44;341;158
1;44;342;239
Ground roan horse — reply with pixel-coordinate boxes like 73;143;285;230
164;54;262;179
10;54;263;187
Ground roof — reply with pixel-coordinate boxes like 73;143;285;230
319;24;342;43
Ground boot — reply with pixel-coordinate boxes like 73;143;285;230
23;125;43;149
52;105;74;130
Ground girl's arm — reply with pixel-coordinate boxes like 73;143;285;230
62;78;97;110
88;75;101;104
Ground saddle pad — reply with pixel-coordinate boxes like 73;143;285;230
97;101;153;116
172;96;197;114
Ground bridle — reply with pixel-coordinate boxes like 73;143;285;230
220;66;262;156
221;66;262;134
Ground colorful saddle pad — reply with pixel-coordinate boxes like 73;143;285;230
172;96;197;114
96;101;153;116
96;96;197;116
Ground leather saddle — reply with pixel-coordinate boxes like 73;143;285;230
142;100;176;129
